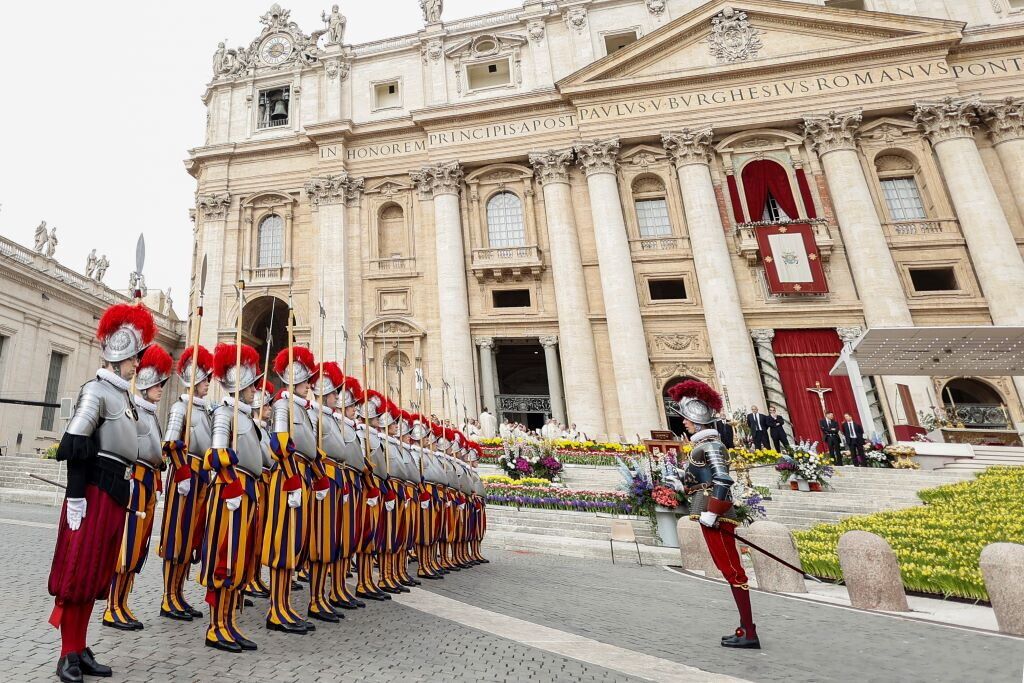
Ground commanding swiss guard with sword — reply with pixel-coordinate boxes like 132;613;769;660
668;379;761;649
48;301;157;683
102;343;173;631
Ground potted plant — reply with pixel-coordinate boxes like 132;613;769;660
775;443;834;492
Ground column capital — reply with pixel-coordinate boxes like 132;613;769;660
197;192;231;221
529;148;574;185
978;96;1024;145
836;326;864;344
801;109;863;156
304;173;365;207
913;95;981;145
539;335;559;348
413;161;464;197
661;127;714;167
474;337;495;350
574;138;620;176
749;328;775;344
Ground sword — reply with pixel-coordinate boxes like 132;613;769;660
28;473;147;518
718;525;824;583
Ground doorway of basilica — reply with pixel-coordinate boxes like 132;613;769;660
495;339;550;430
243;295;289;377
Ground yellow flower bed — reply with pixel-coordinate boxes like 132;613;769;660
481;475;551;487
794;466;1024;601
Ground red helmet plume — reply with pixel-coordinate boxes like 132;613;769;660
667;379;723;413
341;375;363;406
212;343;260;380
274;346;318;385
96;303;156;363
317;361;345;394
139;344;172;377
177;345;213;385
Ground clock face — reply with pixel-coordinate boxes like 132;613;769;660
260;35;293;66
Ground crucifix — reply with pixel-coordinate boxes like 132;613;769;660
806;381;833;419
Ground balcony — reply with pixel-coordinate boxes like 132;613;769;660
882;219;962;246
629;236;683;253
471;245;543;283
735;218;834;266
369;256;416;276
245;266;286;284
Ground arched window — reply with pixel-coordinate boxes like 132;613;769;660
257;214;283;268
632;176;672;237
378;204;406;258
486;192;525;248
875;154;927;221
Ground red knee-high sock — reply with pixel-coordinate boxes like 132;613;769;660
59;602;93;657
730;586;756;638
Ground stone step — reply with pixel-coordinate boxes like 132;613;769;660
484;506;641;524
486;522;658;545
481;529;677;566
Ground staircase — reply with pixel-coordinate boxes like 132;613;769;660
940;445;1024;472
0;455;65;505
485;505;657;545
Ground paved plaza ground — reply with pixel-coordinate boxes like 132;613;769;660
1;502;1022;682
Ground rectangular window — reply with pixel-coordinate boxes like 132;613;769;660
493;289;531;308
257;87;290;129
604;31;639;55
467;59;512;91
40;351;67;431
635;198;672;237
374;80;401;109
648;279;687;301
910;267;958;292
881;177;927;221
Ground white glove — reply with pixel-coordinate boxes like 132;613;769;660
366;495;379;508
342;494;350;504
446;501;453;508
66;498;87;531
177;479;191;497
420;500;430;510
287;490;302;509
699;511;718;528
457;503;466;510
385;499;396;512
315;489;328;501
225;496;242;512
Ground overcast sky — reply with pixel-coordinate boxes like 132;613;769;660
0;0;503;318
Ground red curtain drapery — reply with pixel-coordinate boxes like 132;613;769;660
741;159;800;221
795;168;818;219
726;174;747;223
772;330;858;450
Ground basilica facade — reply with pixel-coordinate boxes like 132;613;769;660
188;0;1024;441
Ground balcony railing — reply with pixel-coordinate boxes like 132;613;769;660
369;257;416;273
248;266;284;282
943;403;1010;429
882;219;961;241
734;218;834;266
496;394;551;415
629;236;682;253
258;117;289;130
471;245;543;282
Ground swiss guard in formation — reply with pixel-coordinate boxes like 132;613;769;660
669;379;760;649
355;389;389;601
48;302;156;683
331;375;367;610
160;345;214;622
243;379;276;599
102;343;173;631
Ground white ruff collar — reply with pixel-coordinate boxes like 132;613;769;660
692;428;720;442
179;394;208;408
223;396;253;416
133;395;157;413
97;368;131;391
308;399;334;417
281;391;309;409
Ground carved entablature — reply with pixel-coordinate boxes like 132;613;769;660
444;33;526;95
654;361;715;385
651;332;707;357
210;4;325;83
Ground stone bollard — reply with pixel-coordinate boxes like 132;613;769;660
676;518;723;579
744;521;807;593
837;530;909;612
980;542;1024;635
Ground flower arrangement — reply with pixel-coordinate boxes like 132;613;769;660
43;442;60;460
775;442;834;488
652;485;684;509
485;482;632;514
534;454;564;481
795;467;1024;601
495;435;565;481
481;475;551;487
884;444;920;470
732;488;768;525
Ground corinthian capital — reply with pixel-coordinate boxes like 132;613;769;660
801;109;863;156
978;96;1024;145
661;127;714;167
197;192;231;221
836;326;864;345
529;149;574;185
416;160;464;197
749;328;775;345
913;95;981;145
574;138;620;176
305;173;364;206
474;337;495;350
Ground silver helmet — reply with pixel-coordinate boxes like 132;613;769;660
314;362;343;397
135;345;172;391
251;385;274;410
274;347;318;386
675;397;717;426
97;303;155;364
667;379;723;427
214;344;263;393
360;391;384;420
178;346;213;387
409;417;430;441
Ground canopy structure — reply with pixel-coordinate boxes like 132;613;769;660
831;327;1024;377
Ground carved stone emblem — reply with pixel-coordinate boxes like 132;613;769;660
654;334;702;353
564;7;588;34
707;7;763;64
646;0;666;16
527;20;546;43
421;38;444;64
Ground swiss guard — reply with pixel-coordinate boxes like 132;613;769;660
355;389;389;601
669;379;760;649
243;379;276;599
48;303;156;683
159;345;214;622
330;375;366;610
102;343;172;631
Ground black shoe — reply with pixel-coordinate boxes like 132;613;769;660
400;578;421;587
394;583;411;593
308;608;340;623
78;648;112;677
721;627;760;649
379;584;402;594
300;620;317;632
159;607;193;621
244;589;270;599
329;597;359;610
374;590;392;601
356;590;387;601
354;598;366;608
57;654;83;683
418;572;443;580
183;605;203;618
243;598;254;607
234;636;258;651
265;619;308;634
205;638;242;653
291;581;304;592
101;618;137;632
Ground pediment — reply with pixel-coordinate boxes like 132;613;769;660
559;0;964;93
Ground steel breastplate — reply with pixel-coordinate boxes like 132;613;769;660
94;382;139;463
290;402;318;459
188;405;213;459
135;409;163;468
233;413;264;477
319;416;348;464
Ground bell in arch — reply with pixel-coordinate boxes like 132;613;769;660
270;99;288;121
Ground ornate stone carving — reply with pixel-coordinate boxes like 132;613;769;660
863;123;906;145
474;337;495;350
527;20;545;43
85;249;98;278
646;0;666;16
801;110;863;156
94;254;109;282
654;334;701;353
539;335;558;348
564;7;588;34
836;326;864;345
978;97;1024;145
413;162;463;197
420;0;443;23
198;193;232;220
708;7;763;64
421;38;444;64
304;173;364;206
321;4;346;45
325;59;339;79
654;362;712;382
574;138;619;176
662;128;714;167
913;95;981;144
409;169;433;198
749;329;775;345
874;154;914;172
529;149;573;185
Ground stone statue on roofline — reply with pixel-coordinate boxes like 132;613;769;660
94;254;109;282
34;221;48;252
44;226;58;258
420;0;442;23
85;249;98;278
322;4;346;44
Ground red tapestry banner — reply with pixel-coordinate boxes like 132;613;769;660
755;222;829;295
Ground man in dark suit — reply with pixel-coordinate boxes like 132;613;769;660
746;406;770;450
714;412;735;449
767;406;790;451
819;411;843;465
842;412;866;467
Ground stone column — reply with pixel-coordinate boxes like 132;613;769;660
529;149;606;436
475;337;497;415
836;326;877;437
416;161;477;412
749;329;793;443
539;335;567;425
978;97;1024;224
574;138;662;437
196;193;231;350
305;174;363;361
802;110;932;421
662;128;764;413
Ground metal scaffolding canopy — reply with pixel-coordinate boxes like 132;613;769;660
830;326;1024;377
